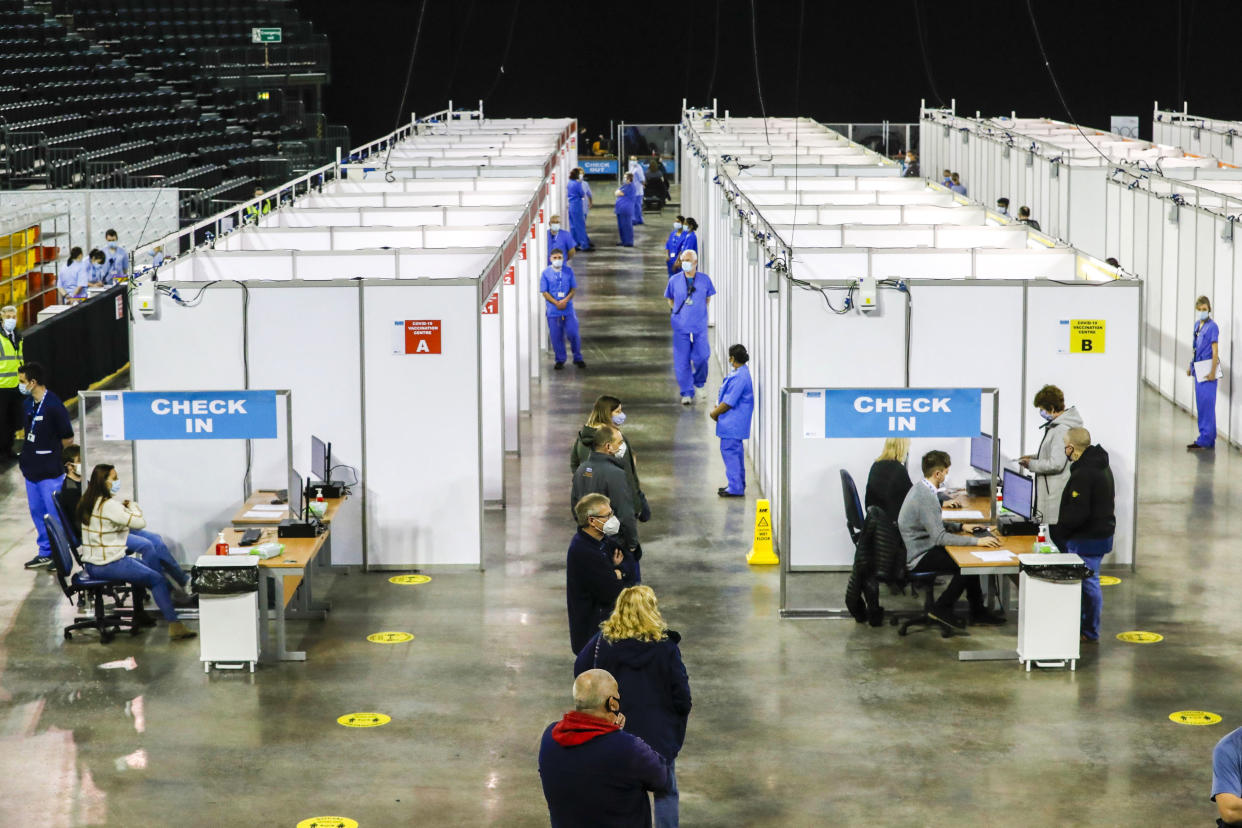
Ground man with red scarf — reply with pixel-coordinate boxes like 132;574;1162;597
539;669;671;827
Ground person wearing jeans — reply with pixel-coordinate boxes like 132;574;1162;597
127;528;191;594
16;362;73;569
1055;426;1116;642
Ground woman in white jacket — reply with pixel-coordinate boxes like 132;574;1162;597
1019;384;1084;551
76;464;195;641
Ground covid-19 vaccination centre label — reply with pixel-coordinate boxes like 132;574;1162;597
803;388;982;439
101;390;279;440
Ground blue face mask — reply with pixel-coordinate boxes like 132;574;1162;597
17;381;31;396
551;259;563;270
549;223;560;233
110;479;122;495
1039;410;1053;422
682;262;695;274
2;318;15;333
1198;310;1210;321
673;222;682;231
612;412;627;426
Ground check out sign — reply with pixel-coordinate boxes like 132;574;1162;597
821;388;981;438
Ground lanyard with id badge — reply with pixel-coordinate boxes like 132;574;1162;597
27;396;46;445
673;274;697;316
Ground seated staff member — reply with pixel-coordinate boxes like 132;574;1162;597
1018;384;1083;550
539;249;585;370
1188;295;1220;451
710;344;754;497
546;214;578;264
87;249;108;286
1056;427;1114;643
57;444;83;542
77;464;196;641
1212;727;1242;827
865;438;913;522
897;450;1005;630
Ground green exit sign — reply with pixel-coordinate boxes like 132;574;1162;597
251;27;282;43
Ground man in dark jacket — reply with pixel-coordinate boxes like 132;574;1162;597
567;493;637;654
539;669;671;828
1057;427;1115;642
572;424;640;556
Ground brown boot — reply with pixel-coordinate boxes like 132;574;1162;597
169;621;197;641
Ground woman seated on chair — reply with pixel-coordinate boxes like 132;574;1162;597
77;464;196;641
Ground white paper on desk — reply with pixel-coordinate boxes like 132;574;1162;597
972;551;1017;562
1194;359;1223;382
248;504;287;512
943;510;985;520
241;509;285;519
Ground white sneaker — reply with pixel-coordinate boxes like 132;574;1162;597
680;395;693;405
696;387;708;401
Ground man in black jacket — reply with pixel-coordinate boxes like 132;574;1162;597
572;425;639;557
1057;427;1115;642
566;494;637;654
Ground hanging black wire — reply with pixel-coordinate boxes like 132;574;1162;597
705;0;721;100
481;0;524;104
383;0;429;173
912;0;945;108
748;0;770;145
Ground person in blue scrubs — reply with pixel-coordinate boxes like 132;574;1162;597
540;249;585;370
710;344;755;497
546;214;577;264
1188;295;1220;451
665;216;686;277
676;217;698;260
567;168;594;252
627;156;646;225
665;249;716;404
57;247;88;302
614;173;637;247
102;229;129;282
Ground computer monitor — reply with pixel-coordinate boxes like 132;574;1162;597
970;433;995;475
289;467;305;522
310;435;329;483
1002;468;1034;521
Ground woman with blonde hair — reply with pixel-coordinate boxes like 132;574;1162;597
574;586;691;828
865;438;913;522
570;394;649;523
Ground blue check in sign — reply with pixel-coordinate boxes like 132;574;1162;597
101;390;279;440
822;388;981;438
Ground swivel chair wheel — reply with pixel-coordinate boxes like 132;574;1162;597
100;630;114;644
940;627;953;639
889;616;899;627
63;630;72;640
129;624;142;637
898;627;909;637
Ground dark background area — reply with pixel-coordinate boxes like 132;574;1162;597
294;0;1229;148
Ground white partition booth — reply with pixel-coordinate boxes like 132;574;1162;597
131;113;577;570
1153;104;1242;168
680;108;1142;618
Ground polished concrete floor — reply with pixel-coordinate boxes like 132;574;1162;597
0;195;1237;826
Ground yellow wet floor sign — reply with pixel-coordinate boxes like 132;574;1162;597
1116;631;1163;643
337;712;391;728
366;631;415;644
388;574;431;585
747;499;778;565
1169;710;1222;726
297;819;358;828
1099;575;1121;586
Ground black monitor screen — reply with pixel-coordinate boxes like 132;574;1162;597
970;433;994;474
311;435;327;482
1002;468;1034;521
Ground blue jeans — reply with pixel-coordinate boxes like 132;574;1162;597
720;438;745;494
654;759;678;828
25;474;65;557
127;528;188;589
671;329;709;397
1067;536;1113;640
1195;378;1217;446
546;313;583;364
84;555;178;621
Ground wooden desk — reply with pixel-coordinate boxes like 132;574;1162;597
231;490;346;527
941;494;996;523
205;527;331;663
946;533;1037;663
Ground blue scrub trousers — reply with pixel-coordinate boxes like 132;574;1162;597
632;196;644;225
1067;536;1112;641
616;214;633;246
127;528;189;589
85;556;178;621
26;475;65;558
654;758;678;828
671;328;709;397
569;202;592;249
1195;378;1217;447
720;438;745;494
547;313;583;364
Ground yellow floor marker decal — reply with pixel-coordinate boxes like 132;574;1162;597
388;574;432;585
366;631;415;644
337;712;391;728
297;818;358;828
1116;631;1163;644
1099;575;1121;586
1169;710;1222;726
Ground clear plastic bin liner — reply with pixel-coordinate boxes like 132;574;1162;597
1020;562;1090;582
192;565;260;594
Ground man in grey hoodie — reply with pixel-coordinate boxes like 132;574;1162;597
1019;384;1084;551
572;424;640;558
898;450;1006;631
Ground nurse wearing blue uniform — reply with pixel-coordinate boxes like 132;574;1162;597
1188;295;1220;450
664;250;716;404
539;249;585;369
665;216;686;276
711;344;755;497
566;168;594;251
546;215;577;263
676;218;698;260
628;156;646;225
614;173;637;247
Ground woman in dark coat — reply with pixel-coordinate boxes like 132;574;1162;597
574;586;691;828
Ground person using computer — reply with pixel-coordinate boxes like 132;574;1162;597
1056;427;1115;643
1018;384;1083;550
867;438;963;524
897;450;1005;631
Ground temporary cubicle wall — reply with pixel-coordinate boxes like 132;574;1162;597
131;114;577;569
1153;105;1242;168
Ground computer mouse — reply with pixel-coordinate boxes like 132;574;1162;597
972;526;992;536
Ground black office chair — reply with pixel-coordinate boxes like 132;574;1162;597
860;506;957;638
51;489;81;560
840;469;865;546
44;514;143;643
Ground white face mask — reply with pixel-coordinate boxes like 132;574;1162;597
682;261;695;273
673;222;682;231
1;317;15;332
614;441;628;459
72;463;82;476
549;223;560;233
599;514;621;536
551;259;563;270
